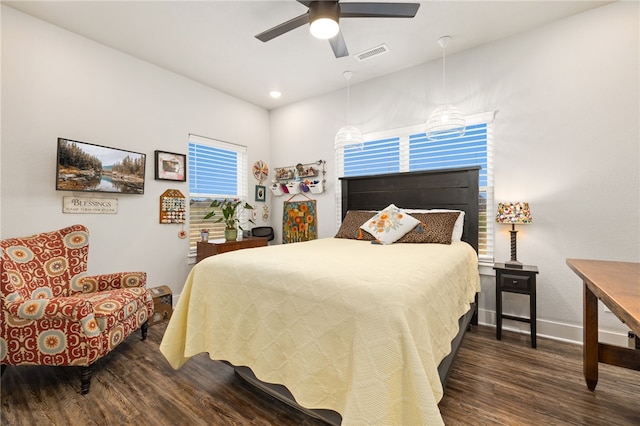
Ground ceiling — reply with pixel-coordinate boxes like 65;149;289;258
4;1;611;110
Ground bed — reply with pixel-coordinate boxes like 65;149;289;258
160;167;481;425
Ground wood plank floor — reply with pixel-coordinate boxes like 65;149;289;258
1;322;638;425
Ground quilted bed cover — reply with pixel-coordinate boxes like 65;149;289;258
160;238;480;425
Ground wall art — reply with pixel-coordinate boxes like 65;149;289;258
155;150;186;182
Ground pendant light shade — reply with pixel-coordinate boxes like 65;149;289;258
335;71;364;151
335;125;363;149
425;105;466;138
426;36;465;140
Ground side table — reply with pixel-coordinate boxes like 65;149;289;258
494;263;539;348
196;236;268;263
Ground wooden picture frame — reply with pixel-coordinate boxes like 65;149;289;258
255;185;266;202
155;150;186;182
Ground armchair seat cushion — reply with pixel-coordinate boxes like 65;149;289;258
78;287;153;334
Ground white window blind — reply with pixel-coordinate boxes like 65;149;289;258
337;111;495;261
188;134;248;252
343;137;401;177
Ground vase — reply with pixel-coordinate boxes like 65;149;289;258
224;228;238;241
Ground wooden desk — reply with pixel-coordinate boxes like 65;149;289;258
196;237;268;263
566;259;640;390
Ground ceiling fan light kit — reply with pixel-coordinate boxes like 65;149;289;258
309;2;340;39
426;35;466;140
255;1;420;58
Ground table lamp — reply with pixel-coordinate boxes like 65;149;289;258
496;202;532;269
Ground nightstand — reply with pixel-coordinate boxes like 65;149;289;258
494;263;539;348
196;237;268;263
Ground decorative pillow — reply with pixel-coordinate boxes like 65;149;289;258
396;212;461;244
335;210;376;240
404;209;465;242
429;209;465;241
360;204;420;245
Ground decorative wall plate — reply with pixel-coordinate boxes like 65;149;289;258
252;160;269;184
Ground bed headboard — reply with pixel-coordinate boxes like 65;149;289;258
340;167;480;252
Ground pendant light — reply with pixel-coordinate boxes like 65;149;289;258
425;36;466;140
335;71;364;151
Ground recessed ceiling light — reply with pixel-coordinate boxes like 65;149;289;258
269;90;282;99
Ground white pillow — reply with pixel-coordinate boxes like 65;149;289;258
404;208;465;242
360;204;420;245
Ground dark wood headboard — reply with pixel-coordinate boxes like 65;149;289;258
340;167;480;252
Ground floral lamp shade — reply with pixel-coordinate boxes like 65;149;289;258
496;202;532;224
496;202;532;269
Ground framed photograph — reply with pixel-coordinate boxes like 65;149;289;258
255;185;266;202
56;138;146;194
155;150;186;182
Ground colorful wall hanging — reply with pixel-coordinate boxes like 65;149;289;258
282;200;317;244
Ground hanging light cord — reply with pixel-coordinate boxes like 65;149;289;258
438;36;450;101
345;71;352;125
441;43;447;99
426;35;465;139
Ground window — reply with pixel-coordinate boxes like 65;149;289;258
336;112;495;261
188;134;248;252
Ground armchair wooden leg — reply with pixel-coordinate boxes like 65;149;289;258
80;365;92;395
141;320;149;341
1;364;7;376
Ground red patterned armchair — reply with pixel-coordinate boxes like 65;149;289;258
0;224;154;393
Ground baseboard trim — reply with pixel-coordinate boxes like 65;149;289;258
477;308;629;346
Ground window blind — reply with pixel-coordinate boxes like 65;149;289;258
338;112;495;261
188;134;248;252
343;137;401;177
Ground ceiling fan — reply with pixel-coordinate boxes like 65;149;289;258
255;1;421;58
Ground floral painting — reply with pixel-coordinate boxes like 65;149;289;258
282;200;317;244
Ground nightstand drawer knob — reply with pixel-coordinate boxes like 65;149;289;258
512;280;519;285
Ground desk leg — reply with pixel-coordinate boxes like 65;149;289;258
583;282;598;391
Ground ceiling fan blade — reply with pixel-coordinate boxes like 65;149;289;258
255;13;310;42
329;31;349;58
339;2;420;18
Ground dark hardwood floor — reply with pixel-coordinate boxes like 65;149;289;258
1;322;638;425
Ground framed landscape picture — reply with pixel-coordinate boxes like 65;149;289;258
56;138;146;194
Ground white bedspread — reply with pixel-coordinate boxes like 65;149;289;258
160;238;480;425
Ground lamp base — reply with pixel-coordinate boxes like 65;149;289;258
505;260;524;269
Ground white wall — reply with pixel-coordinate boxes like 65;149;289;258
270;2;639;343
2;3;638;344
0;6;270;296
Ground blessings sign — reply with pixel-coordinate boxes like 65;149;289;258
63;196;118;214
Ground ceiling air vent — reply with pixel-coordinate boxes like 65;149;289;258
355;44;390;62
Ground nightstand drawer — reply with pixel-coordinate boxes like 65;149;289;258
500;274;532;292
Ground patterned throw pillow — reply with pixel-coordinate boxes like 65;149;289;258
396;212;461;244
335;210;377;240
427;209;465;241
360;204;420;245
